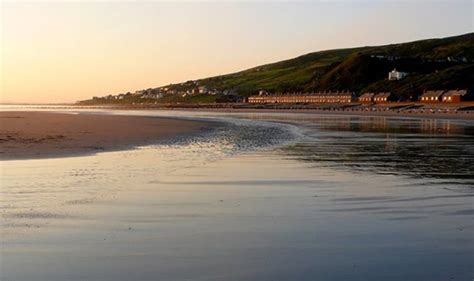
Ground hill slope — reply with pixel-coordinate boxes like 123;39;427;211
80;32;474;104
167;32;474;99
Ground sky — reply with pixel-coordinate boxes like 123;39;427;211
1;1;473;104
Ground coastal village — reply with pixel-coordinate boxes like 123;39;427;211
245;69;472;104
94;82;239;103
81;31;474;116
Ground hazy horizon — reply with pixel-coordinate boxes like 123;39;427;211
1;1;473;104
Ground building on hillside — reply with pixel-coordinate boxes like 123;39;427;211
373;92;395;103
247;91;355;104
134;90;146;95
207;89;219;95
388;69;408;81
187;88;200;95
441;90;471;103
420;90;445;103
141;92;163;99
359;93;375;103
223;90;238;96
198;86;208;94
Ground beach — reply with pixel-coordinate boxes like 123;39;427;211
1;110;473;281
0;111;209;160
3;2;473;280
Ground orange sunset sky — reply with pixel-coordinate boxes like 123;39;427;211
1;1;472;103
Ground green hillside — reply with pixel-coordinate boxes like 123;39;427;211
80;32;474;104
167;32;474;99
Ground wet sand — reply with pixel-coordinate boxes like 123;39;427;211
0;111;209;160
1;112;473;281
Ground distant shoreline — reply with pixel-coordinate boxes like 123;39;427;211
167;107;474;121
2;103;474;121
0;111;211;160
26;103;474;121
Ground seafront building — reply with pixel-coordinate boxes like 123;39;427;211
420;90;472;103
420;91;446;103
248;91;355;104
359;93;375;103
359;92;396;103
373;92;395;103
442;90;470;103
249;89;472;105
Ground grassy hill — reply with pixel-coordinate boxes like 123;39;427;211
80;32;474;104
166;32;474;99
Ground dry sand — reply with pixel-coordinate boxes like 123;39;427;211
0;111;209;160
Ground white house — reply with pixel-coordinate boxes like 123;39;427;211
388;69;408;80
198;86;208;94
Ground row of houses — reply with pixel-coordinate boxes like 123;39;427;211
247;89;471;104
140;92;164;99
185;86;211;96
182;87;237;97
361;90;471;103
94;85;241;102
248;91;355;104
359;92;395;103
419;90;470;103
100;88;165;100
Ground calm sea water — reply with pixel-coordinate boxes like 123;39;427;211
1;110;473;281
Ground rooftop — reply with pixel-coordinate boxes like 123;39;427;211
374;92;391;98
421;90;446;97
443;90;468;97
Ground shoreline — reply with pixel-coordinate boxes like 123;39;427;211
0;111;212;160
1;107;472;161
140;106;474;121
2;104;473;121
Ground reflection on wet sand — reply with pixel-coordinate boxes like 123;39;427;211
274;115;474;180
